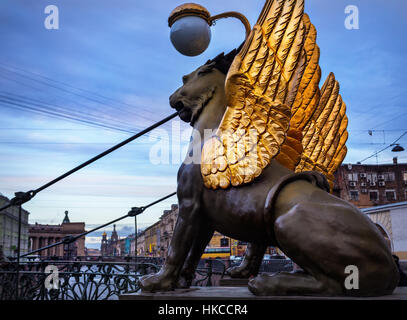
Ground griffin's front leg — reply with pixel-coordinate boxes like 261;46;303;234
139;200;202;292
177;222;214;288
227;243;266;278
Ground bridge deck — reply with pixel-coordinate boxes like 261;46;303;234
120;286;407;300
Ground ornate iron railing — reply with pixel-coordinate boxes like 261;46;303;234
0;258;226;300
0;261;158;300
194;259;227;287
259;259;293;273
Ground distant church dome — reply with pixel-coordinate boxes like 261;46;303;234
62;210;70;224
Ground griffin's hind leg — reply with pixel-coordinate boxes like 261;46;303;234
249;199;345;296
253;177;399;297
263;193;398;296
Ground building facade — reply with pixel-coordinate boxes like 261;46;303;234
0;194;30;258
134;231;145;256
362;201;407;259
122;235;134;256
119;238;126;256
133;204;179;258
29;211;85;258
158;204;178;258
143;221;160;257
333;158;407;208
85;248;101;256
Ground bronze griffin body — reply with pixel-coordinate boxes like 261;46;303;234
139;0;399;296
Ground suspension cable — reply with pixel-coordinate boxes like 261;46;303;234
359;130;407;163
0;112;178;212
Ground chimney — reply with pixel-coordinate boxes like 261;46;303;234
393;157;398;165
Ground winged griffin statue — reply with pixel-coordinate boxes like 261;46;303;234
139;0;399;296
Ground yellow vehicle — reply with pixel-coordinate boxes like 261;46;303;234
201;247;231;259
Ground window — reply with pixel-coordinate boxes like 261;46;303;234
405;190;407;200
350;191;359;201
385;190;396;201
369;191;378;201
220;238;229;247
347;173;358;181
403;172;407;181
366;172;377;183
384;172;395;182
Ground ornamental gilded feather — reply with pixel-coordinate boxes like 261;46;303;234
201;0;348;190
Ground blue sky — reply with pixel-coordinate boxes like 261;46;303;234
1;0;406;249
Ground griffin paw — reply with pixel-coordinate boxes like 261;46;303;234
227;265;252;278
138;273;174;292
248;274;277;296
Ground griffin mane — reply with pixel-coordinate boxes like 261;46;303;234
205;43;243;75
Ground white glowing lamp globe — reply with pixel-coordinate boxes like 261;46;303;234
170;16;211;56
168;3;212;56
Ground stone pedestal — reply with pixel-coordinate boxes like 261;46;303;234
119;286;407;300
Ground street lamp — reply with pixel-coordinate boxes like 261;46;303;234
391;144;405;152
168;3;251;56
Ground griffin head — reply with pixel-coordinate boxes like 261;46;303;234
169;48;239;126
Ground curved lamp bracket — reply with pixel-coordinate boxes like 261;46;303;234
168;3;251;56
209;11;251;39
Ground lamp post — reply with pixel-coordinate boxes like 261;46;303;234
168;3;251;56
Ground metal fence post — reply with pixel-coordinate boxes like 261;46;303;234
135;216;137;263
206;259;212;287
15;204;22;300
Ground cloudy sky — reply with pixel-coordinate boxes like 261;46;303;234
1;0;406;249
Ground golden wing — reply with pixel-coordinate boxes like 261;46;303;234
274;13;321;171
275;13;348;190
201;0;307;189
295;72;348;189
